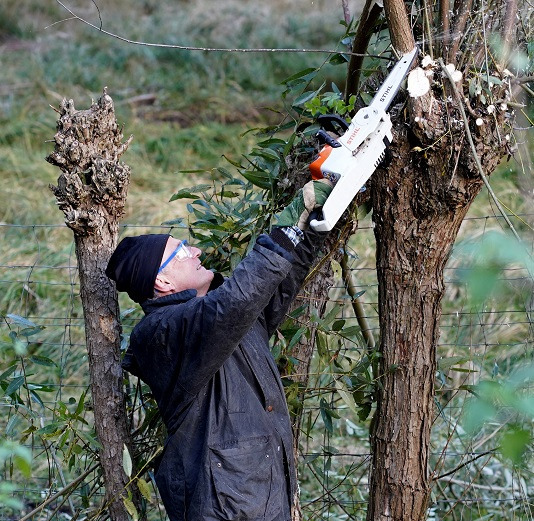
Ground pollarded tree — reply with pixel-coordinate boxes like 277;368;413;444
339;0;530;519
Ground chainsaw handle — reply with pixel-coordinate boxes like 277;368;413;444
309;210;333;232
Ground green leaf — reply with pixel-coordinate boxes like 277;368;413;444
281;67;318;86
339;326;362;338
170;184;212;201
123;444;133;478
161;218;186;226
250;147;280;161
6;415;22;437
30;390;45;409
316;330;329;359
19;326;45;337
241;170;274;190
77;429;101;449
331;259;342;279
170;191;200;201
5;375;25;396
75;390;88;416
36;422;64;436
136;477;153;503
463;398;496;434
335;379;359;414
6;315;38;328
332;319;345;332
123;496;138;520
357;402;372;421
437;356;471;371
0;365;18;382
287;327;307;351
293;90;321;108
13;453;32;478
29;355;56;367
500;427;530;463
319;398;334;433
329;53;349;65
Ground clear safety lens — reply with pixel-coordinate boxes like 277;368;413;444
158;240;194;273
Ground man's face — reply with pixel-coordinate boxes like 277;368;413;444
155;238;214;297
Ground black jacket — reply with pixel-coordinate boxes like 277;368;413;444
122;231;325;521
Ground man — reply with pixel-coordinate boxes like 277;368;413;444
106;180;332;521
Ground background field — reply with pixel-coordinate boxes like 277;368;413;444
1;1;532;520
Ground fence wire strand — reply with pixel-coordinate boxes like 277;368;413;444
1;215;533;521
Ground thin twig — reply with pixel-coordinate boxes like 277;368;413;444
434;449;495;480
344;0;384;101
341;0;351;25
439;59;528;252
341;253;376;348
17;463;99;521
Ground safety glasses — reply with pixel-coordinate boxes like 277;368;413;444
158;240;194;273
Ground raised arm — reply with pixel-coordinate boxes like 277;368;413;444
260;227;328;337
162;238;294;394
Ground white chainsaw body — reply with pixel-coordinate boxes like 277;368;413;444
309;47;418;232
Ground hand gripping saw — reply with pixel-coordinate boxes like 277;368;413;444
309;47;418;232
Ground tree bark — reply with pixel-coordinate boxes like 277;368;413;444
47;92;134;521
383;0;415;53
365;71;510;520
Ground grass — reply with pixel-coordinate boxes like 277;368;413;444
0;0;532;519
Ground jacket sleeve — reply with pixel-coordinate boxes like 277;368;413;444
260;228;328;337
164;237;294;395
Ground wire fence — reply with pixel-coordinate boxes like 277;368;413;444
1;214;533;521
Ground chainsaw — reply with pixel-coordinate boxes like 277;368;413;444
309;47;419;232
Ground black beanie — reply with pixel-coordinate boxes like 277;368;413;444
106;234;170;303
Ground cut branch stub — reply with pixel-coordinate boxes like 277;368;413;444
47;90;132;235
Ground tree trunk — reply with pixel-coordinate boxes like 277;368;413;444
365;73;510;520
47;92;134;521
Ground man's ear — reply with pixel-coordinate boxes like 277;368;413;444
154;273;175;294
